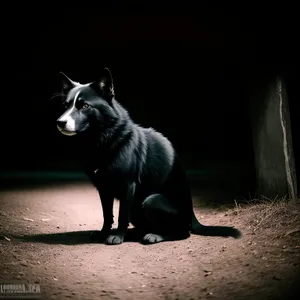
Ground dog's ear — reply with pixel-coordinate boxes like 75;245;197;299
90;68;115;100
59;72;76;93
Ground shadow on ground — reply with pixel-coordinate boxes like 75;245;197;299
15;229;155;245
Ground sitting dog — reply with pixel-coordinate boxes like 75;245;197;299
55;68;241;245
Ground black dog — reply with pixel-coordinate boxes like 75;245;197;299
56;68;241;245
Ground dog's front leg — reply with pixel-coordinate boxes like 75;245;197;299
90;188;114;242
99;189;115;234
86;170;115;241
106;182;136;245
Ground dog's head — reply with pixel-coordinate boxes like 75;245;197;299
56;68;117;136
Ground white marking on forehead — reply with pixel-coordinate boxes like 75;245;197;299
57;90;80;133
64;90;80;115
73;91;80;107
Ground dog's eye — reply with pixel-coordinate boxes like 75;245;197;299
81;103;90;109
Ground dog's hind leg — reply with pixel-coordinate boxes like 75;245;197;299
141;194;190;244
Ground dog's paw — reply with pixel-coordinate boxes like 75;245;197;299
142;233;165;244
106;234;124;245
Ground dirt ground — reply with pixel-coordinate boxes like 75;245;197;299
0;177;300;300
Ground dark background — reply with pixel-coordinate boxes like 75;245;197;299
1;2;299;195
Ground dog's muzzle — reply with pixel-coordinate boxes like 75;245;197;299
56;120;77;136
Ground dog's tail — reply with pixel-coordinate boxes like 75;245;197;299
191;211;241;238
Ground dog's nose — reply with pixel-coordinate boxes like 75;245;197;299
57;120;67;129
